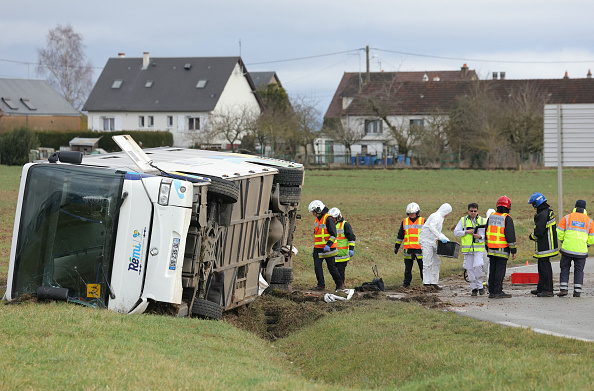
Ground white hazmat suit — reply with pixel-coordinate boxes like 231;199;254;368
419;203;452;285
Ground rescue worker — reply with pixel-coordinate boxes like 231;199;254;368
419;203;452;290
483;208;495;285
454;203;486;296
527;192;559;297
394;202;424;287
485;196;517;299
328;207;356;287
556;199;594;297
308;200;344;291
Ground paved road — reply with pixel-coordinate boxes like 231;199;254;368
440;258;594;342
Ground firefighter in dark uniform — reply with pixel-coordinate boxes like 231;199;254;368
527;192;559;297
485;195;517;298
394;202;424;287
308;200;344;291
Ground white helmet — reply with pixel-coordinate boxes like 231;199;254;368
328;207;341;219
406;202;420;214
308;200;325;214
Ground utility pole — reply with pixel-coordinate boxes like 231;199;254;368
366;45;370;83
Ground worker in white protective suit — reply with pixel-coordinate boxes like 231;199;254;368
419;203;452;290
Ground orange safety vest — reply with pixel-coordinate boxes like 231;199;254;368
403;217;425;249
487;212;508;249
314;213;338;249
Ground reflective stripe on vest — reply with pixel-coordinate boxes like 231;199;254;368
315;213;337;249
335;220;350;262
403;217;425;249
460;216;485;253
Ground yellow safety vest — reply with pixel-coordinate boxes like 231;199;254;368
460;216;485;253
335;221;350;262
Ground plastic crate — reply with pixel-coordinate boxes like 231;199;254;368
437;241;460;259
510;272;539;284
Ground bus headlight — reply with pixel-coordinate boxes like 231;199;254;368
158;179;172;205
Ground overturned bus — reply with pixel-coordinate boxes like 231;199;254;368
4;135;303;319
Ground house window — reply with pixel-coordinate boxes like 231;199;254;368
361;145;368;154
103;117;115;131
139;116;145;128
196;80;207;89
188;117;200;131
21;98;37;110
410;119;424;127
111;80;123;89
148;116;154;128
167;116;173;128
365;120;382;134
2;97;18;110
145;80;154;88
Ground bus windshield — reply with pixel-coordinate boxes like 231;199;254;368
12;164;125;307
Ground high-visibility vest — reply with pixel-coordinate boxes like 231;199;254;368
314;213;337;252
460;216;485;253
532;210;559;258
486;212;511;258
335;220;350;262
557;209;594;257
403;217;424;249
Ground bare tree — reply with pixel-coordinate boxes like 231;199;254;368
36;24;93;110
184;119;220;149
292;96;322;163
413;111;450;166
211;105;258;152
323;116;365;159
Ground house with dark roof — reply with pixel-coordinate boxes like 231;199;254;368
323;66;594;160
250;71;283;91
83;53;264;147
0;78;81;132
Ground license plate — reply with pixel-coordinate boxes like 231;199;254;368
169;238;180;270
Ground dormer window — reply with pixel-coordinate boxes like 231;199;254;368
196;80;207;89
2;97;18;110
145;80;153;88
111;80;123;89
21;98;37;110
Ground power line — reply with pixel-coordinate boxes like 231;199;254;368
246;49;363;65
372;47;594;64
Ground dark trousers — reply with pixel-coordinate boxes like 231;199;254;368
488;255;508;295
403;254;423;286
536;257;554;293
314;251;343;289
335;261;348;285
559;254;587;293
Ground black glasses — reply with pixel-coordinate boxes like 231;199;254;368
468;210;478;212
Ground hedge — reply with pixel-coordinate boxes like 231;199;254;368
0;127;40;165
35;130;174;152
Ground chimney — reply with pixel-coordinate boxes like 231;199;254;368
493;72;498;80
587;69;592;79
563;71;569;79
118;53;126;58
433;74;440;82
142;52;150;69
460;63;469;79
422;72;429;82
499;72;506;80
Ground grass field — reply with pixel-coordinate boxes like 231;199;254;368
2;165;594;390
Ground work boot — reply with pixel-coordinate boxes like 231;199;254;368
573;292;581;297
478;288;485;295
471;289;478;297
402;283;410;288
557;290;568;297
335;284;345;291
488;293;499;299
310;286;325;291
432;284;442;291
530;289;541;295
537;291;554;297
498;292;512;298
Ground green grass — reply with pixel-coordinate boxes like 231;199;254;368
291;168;594;289
0;165;23;280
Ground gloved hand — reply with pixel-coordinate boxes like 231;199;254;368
394;244;399;254
529;233;536;241
440;238;448;243
323;245;330;252
349;250;354;257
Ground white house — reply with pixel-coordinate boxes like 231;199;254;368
84;53;263;148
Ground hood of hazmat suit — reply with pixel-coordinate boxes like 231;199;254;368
486;208;495;219
419;203;452;246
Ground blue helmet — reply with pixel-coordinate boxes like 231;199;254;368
528;192;546;208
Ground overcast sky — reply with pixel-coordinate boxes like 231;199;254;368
2;0;593;116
